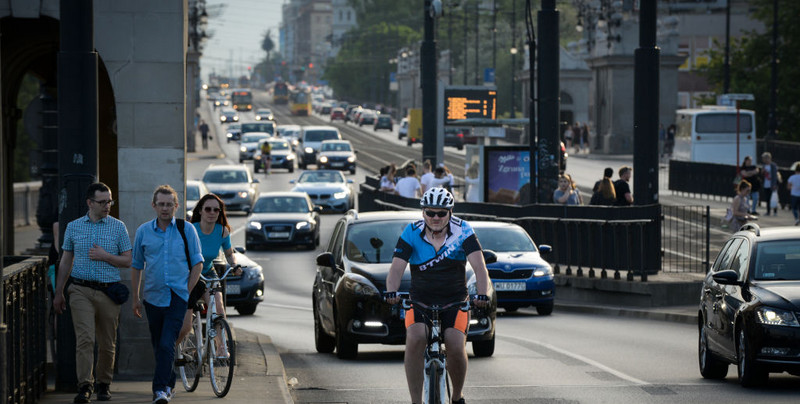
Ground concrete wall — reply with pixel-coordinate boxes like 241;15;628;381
94;0;187;376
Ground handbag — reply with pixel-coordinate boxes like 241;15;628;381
770;192;779;209
104;282;130;305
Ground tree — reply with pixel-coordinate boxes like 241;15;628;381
261;29;275;62
700;0;800;141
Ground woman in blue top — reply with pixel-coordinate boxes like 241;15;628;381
178;194;242;351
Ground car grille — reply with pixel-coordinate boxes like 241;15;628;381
489;269;533;279
262;224;294;240
326;156;349;162
308;193;332;200
217;192;237;199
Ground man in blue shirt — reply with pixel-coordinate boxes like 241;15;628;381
131;185;203;404
53;182;132;403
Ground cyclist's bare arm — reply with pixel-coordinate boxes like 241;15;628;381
385;257;407;304
466;250;490;307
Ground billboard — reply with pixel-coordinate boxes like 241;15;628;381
484;146;531;205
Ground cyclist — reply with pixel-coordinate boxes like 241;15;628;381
260;139;272;175
385;187;491;404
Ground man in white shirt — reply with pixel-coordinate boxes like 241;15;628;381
419;160;434;193
395;166;422;199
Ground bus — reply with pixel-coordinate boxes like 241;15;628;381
273;82;289;104
290;89;311;116
673;106;756;166
231;88;253;111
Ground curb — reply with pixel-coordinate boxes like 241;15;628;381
554;302;698;325
236;329;295;404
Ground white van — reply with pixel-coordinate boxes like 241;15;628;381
298;126;342;169
673;106;756;166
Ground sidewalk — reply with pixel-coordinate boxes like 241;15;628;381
37;329;293;404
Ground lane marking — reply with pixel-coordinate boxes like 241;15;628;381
263;302;312;312
501;334;650;386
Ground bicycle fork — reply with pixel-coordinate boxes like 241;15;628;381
423;322;448;404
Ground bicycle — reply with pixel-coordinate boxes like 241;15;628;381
395;292;471;404
177;264;238;397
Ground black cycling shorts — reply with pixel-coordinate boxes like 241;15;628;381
188;280;207;310
405;306;469;334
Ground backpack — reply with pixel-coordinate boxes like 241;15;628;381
176;219;192;271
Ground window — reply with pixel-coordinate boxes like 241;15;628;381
729;240;750;281
347;10;351;21
712;238;742;272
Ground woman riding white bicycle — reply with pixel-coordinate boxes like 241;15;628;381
385;187;491;404
178;194;242;352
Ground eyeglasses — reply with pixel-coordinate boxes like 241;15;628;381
155;202;175;208
424;210;449;218
203;206;221;213
91;199;115;206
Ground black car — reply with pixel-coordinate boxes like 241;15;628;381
222;248;265;315
245;192;321;250
698;224;800;387
373;115;393;131
443;127;476;150
312;210;497;359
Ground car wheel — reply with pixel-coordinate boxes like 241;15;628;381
235;303;258;316
335;313;358;359
699;322;728;379
503;306;519;313
245;242;256;251
349;167;356;175
407;139;412;146
289;166;294;173
472;334;495;358
315;232;320;247
738;328;768;387
536;302;554;316
457;144;464;150
239;159;244;163
314;303;335;354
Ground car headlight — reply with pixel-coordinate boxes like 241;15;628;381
756;307;800;327
319;156;329;163
533;266;553;277
233;116;239;121
220;116;227;121
286;154;295;160
295;221;311;230
304;147;314;154
240;146;247;152
333;191;348;199
237;191;249;198
343;273;379;297
347;156;356;163
248;221;262;230
255;116;261;120
226;132;233;138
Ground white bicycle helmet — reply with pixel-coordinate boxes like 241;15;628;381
420;187;455;209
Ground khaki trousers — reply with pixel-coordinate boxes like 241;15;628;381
67;283;121;386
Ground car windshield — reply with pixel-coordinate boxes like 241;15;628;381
242;122;274;134
269;141;290;150
253;196;309;213
241;134;269;143
228;123;241;130
472;226;536;252
258;109;271;115
202;169;248;184
304;130;340;142
752;240;800;281
321;142;351;152
186;184;201;201
378;116;390;122
298;171;344;184
345;220;409;263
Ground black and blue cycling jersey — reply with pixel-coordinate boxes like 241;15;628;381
392;216;482;305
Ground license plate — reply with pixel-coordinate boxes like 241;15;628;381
268;232;290;238
226;284;241;295
493;282;526;292
331;162;344;167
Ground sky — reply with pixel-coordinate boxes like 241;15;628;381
200;0;285;81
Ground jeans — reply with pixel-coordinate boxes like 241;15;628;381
792;196;800;220
749;191;760;213
68;283;121;387
144;291;186;394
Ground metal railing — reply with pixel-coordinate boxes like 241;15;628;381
2;256;49;404
13;182;42;227
661;205;711;274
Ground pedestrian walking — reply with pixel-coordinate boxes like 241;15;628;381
563;124;574;151
727;180;756;231
52;182;132;403
664;124;676;158
199;120;210;150
740;156;761;214
787;164;800;225
590;167;616;206
131;185;204;403
760;152;781;216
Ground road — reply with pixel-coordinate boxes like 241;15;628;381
193;93;800;403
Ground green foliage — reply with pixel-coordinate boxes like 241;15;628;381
699;0;800;141
261;29;275;60
14;74;40;182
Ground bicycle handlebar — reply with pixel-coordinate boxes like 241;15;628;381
388;292;471;312
199;264;241;284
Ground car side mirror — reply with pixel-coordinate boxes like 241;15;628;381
347;179;354;184
354;150;358;154
712;269;740;285
316;252;335;268
538;244;552;255
313;206;323;213
252;178;260;183
482;249;497;264
235;246;246;254
289;180;296;184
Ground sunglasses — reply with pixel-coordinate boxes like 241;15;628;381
91;199;115;206
203;206;221;213
424;210;449;218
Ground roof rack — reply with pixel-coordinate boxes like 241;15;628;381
345;209;358;220
739;223;760;236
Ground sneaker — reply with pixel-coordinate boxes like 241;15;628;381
95;383;111;401
795;219;799;226
152;390;170;404
452;398;466;404
166;386;175;400
751;211;759;216
74;384;93;403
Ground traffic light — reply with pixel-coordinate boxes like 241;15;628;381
247;66;251;71
308;63;313;69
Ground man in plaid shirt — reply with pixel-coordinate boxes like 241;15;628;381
53;182;132;403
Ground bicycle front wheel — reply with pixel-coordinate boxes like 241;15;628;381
208;318;235;397
178;317;201;392
425;360;442;404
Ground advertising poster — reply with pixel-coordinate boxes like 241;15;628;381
484;147;531;205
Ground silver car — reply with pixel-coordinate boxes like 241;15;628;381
185;180;210;220
239;132;271;163
290;170;354;212
201;164;260;213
